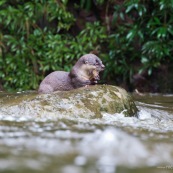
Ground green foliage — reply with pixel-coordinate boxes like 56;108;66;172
126;0;173;72
105;0;173;85
1;0;173;91
0;0;107;91
80;0;105;10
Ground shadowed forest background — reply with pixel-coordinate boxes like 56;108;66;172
0;0;173;92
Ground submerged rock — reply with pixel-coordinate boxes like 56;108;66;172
0;85;138;119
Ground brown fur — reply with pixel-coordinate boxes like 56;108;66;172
38;54;104;93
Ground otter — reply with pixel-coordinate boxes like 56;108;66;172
38;54;105;93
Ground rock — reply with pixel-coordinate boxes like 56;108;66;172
0;85;138;119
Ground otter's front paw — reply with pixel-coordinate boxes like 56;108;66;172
81;80;92;86
94;75;100;80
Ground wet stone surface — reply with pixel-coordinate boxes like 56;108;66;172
0;85;138;120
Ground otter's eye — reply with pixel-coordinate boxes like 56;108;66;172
95;60;99;65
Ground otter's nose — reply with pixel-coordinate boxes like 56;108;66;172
101;64;105;69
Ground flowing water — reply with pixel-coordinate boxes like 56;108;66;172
0;91;173;173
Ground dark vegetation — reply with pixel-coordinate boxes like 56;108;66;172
0;0;173;92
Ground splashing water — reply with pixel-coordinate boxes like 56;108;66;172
0;92;173;173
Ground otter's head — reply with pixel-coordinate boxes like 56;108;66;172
78;54;105;72
72;54;105;81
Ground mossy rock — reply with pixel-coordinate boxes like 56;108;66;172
0;85;138;119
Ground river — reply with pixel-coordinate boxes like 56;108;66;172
0;91;173;173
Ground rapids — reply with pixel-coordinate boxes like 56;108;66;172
0;91;173;173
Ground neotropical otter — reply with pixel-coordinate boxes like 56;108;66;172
38;54;105;93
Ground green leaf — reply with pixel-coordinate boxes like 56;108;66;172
0;0;6;6
141;56;148;64
148;68;152;76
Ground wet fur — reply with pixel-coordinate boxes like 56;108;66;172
38;54;104;93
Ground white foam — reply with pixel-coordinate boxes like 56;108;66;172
138;109;152;120
79;128;148;167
